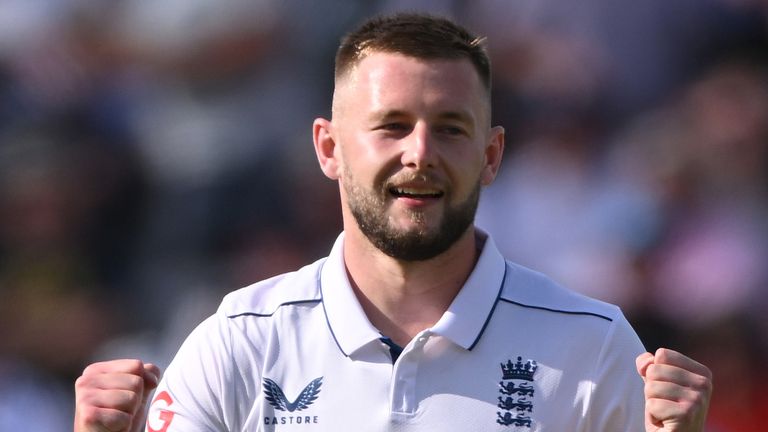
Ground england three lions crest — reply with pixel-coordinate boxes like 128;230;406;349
497;357;537;428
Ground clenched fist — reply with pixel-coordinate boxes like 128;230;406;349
74;359;161;432
637;348;713;432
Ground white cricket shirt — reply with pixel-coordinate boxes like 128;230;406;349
146;231;646;432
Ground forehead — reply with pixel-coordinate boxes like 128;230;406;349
334;52;488;119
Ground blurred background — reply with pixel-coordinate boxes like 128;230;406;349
0;1;766;430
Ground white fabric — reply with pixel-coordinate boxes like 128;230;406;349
146;231;645;431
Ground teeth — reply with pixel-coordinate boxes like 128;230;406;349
392;187;442;197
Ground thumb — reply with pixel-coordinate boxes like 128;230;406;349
635;352;654;384
130;363;162;432
143;363;162;394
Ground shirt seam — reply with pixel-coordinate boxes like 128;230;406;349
497;298;614;322
226;299;322;319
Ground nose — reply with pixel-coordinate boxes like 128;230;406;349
400;122;437;169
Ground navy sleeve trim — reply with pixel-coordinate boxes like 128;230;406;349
226;299;322;319
498;298;613;322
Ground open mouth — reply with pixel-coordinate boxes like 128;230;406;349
389;187;444;199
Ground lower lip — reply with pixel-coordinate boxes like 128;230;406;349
394;195;441;208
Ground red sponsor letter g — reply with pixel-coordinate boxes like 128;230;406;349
147;391;175;432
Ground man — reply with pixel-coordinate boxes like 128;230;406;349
74;13;712;432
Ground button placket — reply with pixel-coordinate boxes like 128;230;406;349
390;332;431;415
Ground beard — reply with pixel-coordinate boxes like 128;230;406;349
344;169;480;261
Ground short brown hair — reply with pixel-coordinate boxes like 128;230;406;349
335;13;491;91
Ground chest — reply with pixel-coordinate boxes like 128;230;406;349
244;329;597;432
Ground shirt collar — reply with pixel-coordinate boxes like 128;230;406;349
320;233;381;357
430;229;507;350
320;229;507;356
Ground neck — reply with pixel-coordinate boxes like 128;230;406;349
343;226;481;347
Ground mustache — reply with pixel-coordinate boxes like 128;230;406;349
383;172;445;188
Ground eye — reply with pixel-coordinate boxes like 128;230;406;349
378;122;409;131
374;122;412;138
437;125;467;136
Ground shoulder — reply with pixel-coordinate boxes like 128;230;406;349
217;257;325;318
499;261;623;324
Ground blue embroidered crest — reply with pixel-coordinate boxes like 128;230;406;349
497;357;537;428
263;377;323;412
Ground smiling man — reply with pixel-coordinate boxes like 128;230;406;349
314;46;505;346
328;51;498;264
75;13;712;432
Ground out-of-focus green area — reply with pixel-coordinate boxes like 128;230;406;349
0;1;766;430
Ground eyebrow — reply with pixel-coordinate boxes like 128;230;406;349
436;110;475;125
368;109;408;123
367;109;475;125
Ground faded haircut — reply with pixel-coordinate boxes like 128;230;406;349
335;13;491;92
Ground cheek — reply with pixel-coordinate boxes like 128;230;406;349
341;132;383;165
339;151;381;191
447;148;486;184
346;142;403;183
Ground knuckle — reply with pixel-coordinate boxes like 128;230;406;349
106;411;132;431
643;380;657;397
645;364;660;380
126;358;144;371
74;375;98;397
692;374;712;393
687;387;708;408
74;374;88;391
79;406;132;431
82;362;101;376
77;405;100;424
127;374;144;391
698;376;710;390
654;347;673;362
118;358;145;376
125;389;140;407
645;398;662;413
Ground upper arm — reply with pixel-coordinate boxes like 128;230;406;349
586;312;646;431
145;314;238;432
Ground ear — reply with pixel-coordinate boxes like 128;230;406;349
481;126;505;185
313;117;341;180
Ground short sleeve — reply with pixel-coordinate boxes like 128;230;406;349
145;313;235;432
587;311;646;431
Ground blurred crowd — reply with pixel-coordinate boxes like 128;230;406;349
0;1;766;430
